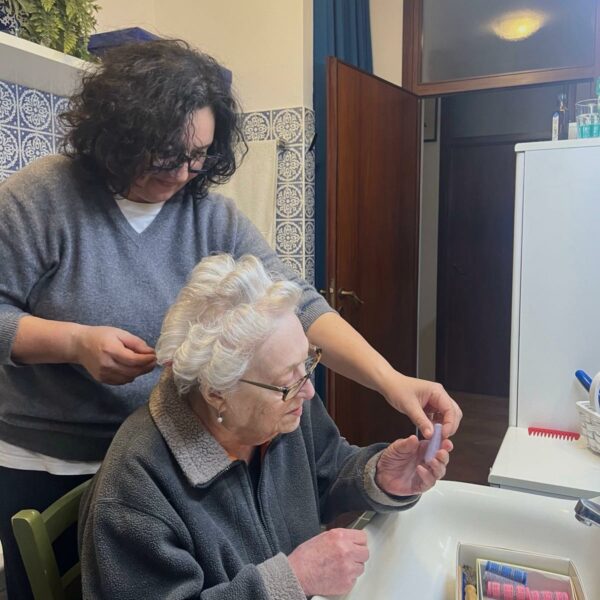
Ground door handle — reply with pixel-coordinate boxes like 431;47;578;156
338;289;364;304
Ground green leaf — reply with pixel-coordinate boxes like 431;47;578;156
40;0;55;13
10;0;100;58
64;0;76;19
62;29;77;54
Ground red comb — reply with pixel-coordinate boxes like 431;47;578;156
527;427;580;440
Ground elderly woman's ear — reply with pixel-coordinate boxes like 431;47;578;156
203;389;228;416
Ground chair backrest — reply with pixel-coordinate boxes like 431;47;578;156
11;479;92;600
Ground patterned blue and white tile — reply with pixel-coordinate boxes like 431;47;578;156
303;108;315;148
242;111;272;142
0;170;16;183
18;86;52;133
53;135;66;153
304;219;315;259
304;255;315;285
0;7;20;35
19;131;54;167
0;125;20;171
0;81;18;127
52;94;70;137
304;183;315;220
280;255;304;279
304;149;315;184
272;108;303;145
275;220;304;256
276;183;303;219
277;146;303;183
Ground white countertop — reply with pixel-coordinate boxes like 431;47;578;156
489;426;600;499
315;480;600;600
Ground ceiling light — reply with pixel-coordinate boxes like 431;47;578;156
489;10;547;42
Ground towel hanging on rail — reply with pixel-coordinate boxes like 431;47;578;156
216;139;278;248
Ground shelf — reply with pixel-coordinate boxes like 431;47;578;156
0;31;90;97
489;427;600;499
515;138;600;152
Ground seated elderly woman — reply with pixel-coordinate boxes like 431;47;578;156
78;254;452;599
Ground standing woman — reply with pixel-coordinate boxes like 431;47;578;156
0;40;461;598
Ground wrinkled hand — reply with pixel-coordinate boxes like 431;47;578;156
375;435;452;496
287;528;369;597
382;372;462;439
74;326;156;385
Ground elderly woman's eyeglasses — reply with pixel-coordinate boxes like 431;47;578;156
240;346;322;402
148;150;221;174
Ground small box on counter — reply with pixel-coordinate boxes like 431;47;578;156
455;543;587;600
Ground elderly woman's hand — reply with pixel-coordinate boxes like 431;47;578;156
374;435;453;497
287;528;369;597
74;325;156;385
382;372;463;439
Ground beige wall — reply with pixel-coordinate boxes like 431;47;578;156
369;0;403;86
95;0;156;36
95;0;310;112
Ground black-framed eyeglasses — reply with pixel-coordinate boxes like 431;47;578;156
240;346;322;402
148;150;222;174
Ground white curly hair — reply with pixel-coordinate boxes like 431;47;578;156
155;254;302;396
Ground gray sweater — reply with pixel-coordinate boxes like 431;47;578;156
0;155;333;460
79;371;419;599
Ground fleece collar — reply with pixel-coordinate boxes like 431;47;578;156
148;369;233;488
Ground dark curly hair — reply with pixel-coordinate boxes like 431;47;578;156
61;39;245;198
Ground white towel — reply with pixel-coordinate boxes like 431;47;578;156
217;140;278;248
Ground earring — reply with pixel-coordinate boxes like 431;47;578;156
217;410;224;424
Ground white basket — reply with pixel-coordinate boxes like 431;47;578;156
576;400;600;455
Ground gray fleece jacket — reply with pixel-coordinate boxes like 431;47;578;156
0;155;333;460
78;371;419;599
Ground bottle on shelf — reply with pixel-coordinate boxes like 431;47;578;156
558;93;569;140
552;93;569;141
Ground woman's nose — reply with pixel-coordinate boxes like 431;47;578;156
301;378;315;400
166;163;192;181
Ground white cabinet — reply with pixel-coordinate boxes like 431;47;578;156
489;139;600;499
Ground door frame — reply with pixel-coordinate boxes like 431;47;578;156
402;0;600;96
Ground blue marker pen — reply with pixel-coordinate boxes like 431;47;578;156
575;369;592;392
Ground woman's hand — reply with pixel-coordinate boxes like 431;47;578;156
306;313;462;439
74;326;156;385
375;435;452;497
382;372;463;439
287;528;369;597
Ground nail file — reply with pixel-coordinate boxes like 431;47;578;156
424;422;442;462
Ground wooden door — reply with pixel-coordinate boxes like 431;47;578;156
436;138;517;396
325;58;421;446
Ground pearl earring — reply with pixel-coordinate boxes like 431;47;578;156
217;411;224;424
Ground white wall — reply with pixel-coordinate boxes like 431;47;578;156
418;101;440;381
369;0;403;87
95;0;310;113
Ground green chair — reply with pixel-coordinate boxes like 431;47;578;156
11;479;92;600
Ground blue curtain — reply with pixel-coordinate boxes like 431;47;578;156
312;0;372;398
313;0;373;293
